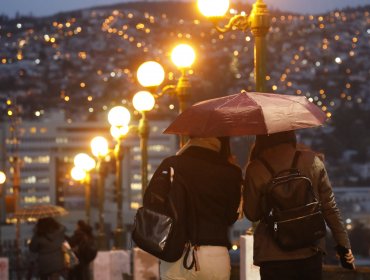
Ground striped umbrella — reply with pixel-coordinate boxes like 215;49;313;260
12;204;68;221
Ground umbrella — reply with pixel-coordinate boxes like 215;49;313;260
12;204;69;221
164;91;326;137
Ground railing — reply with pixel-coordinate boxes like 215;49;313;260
323;265;370;280
230;264;370;280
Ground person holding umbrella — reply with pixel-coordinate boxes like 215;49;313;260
148;136;242;280
243;130;355;280
163;90;355;279
67;220;97;280
29;217;67;279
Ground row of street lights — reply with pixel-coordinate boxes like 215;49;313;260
70;0;271;247
70;43;196;250
0;0;270;252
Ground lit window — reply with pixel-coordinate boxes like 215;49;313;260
131;202;140;209
131;183;142;190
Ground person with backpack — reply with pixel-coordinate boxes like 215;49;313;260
142;136;242;280
243;130;355;280
67;220;97;280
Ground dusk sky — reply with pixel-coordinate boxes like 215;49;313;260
1;0;370;18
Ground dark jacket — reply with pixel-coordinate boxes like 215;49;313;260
29;226;65;275
243;143;351;265
68;228;96;280
145;146;242;249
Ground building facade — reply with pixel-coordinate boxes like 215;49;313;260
0;110;178;248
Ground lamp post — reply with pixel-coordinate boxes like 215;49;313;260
91;136;109;250
170;44;196;114
170;44;196;146
132;91;155;198
137;45;196;147
197;0;270;92
107;106;131;249
136;61;163;197
72;153;96;225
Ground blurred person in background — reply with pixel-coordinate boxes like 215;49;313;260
29;217;66;280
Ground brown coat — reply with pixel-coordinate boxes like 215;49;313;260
243;143;350;265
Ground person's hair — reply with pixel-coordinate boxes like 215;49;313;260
250;131;297;160
77;220;93;238
218;136;231;161
35;217;61;235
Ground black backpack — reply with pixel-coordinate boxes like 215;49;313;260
132;159;191;262
78;237;98;263
259;151;326;250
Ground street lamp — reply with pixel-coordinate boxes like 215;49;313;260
107;106;131;249
170;43;196;115
132;91;155;198
0;171;5;247
72;153;96;225
91;136;109;250
137;61;165;90
197;0;270;92
0;171;6;222
137;45;196;146
170;43;196;146
0;171;5;185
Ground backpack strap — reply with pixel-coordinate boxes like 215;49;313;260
291;151;301;169
258;157;275;176
258;150;301;176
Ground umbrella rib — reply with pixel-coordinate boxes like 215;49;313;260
214;94;242;109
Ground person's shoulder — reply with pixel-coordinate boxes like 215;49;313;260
297;149;324;166
159;155;178;165
223;161;242;176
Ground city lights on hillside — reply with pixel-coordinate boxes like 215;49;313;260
0;6;367;120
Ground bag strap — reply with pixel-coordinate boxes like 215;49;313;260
171;156;200;271
258;157;274;176
259;150;301;178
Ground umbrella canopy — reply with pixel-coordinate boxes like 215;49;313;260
164;91;326;137
12;204;69;221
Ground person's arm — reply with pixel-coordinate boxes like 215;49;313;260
226;168;243;225
316;157;351;249
29;235;38;253
243;163;264;222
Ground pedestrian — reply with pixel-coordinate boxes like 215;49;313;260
147;136;242;280
68;220;97;280
29;217;66;280
243;130;355;280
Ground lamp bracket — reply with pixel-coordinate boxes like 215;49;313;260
155;84;176;98
211;14;250;33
